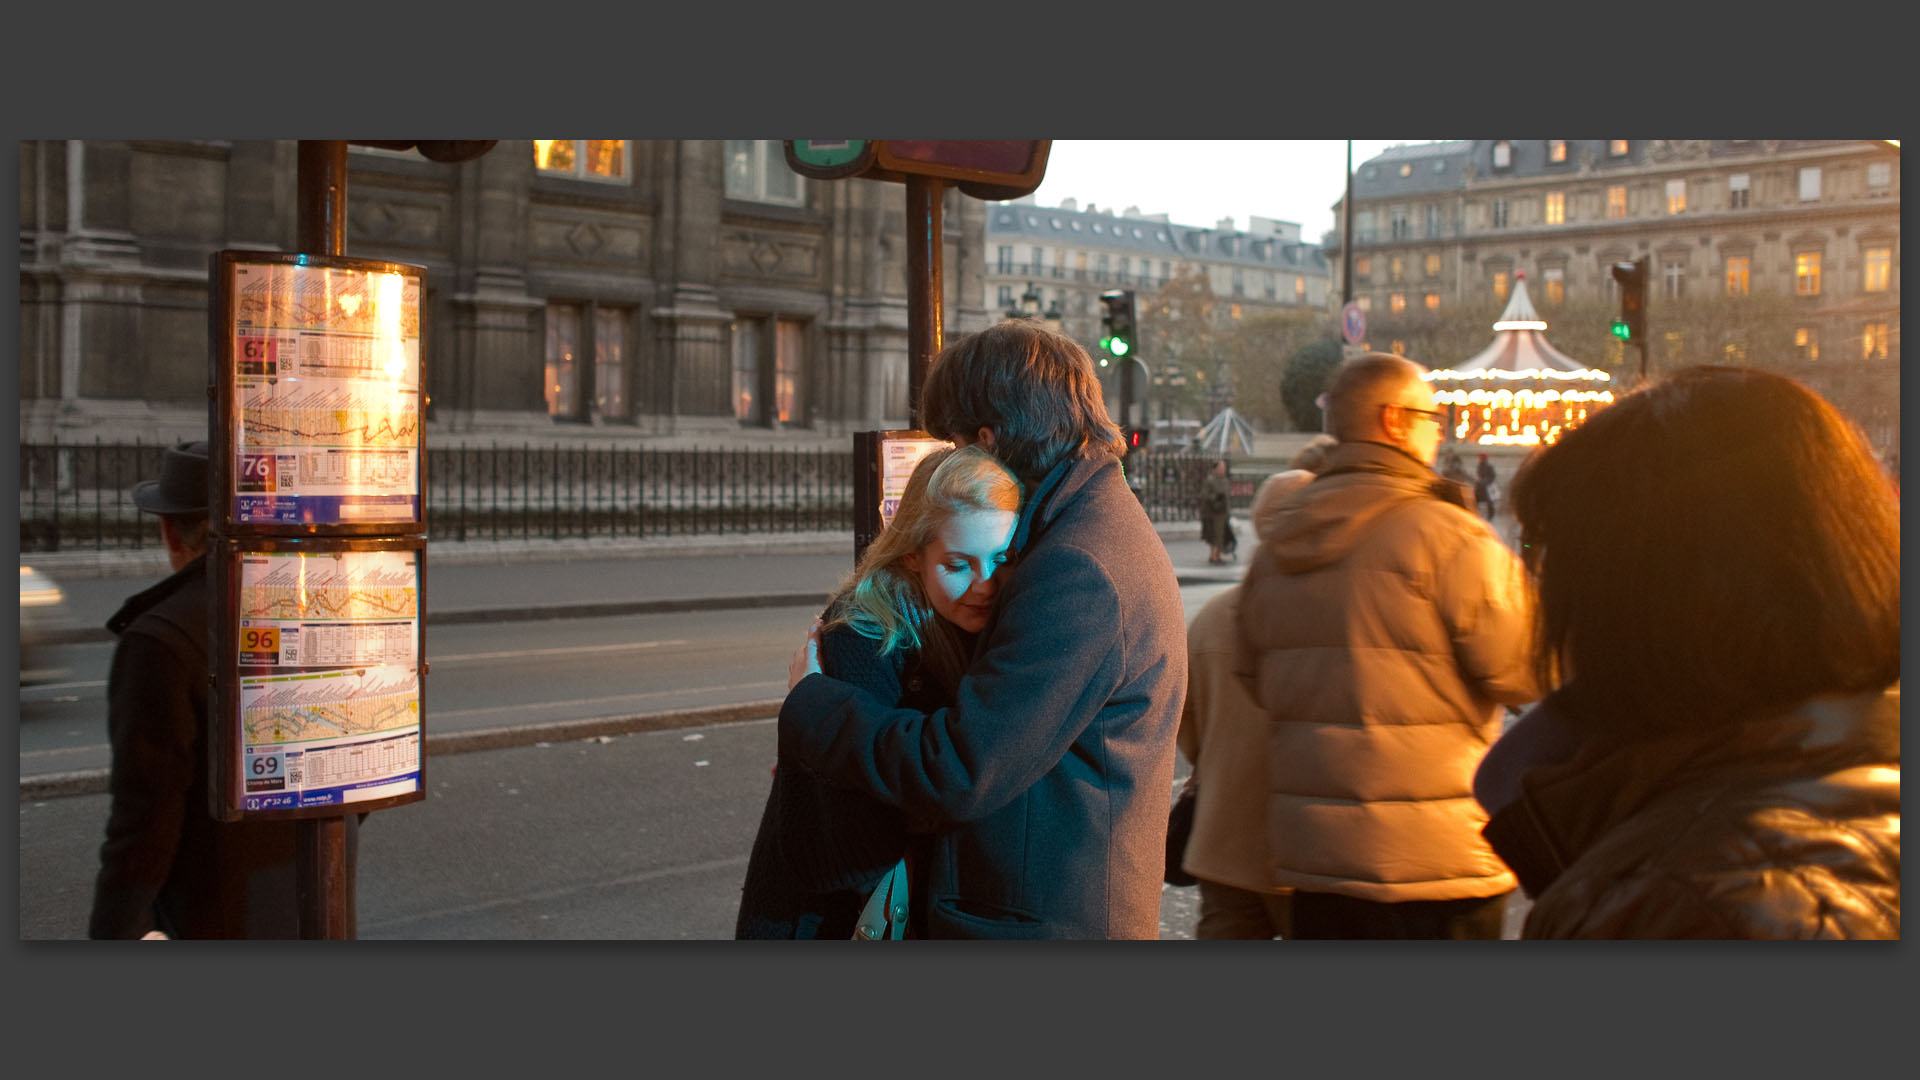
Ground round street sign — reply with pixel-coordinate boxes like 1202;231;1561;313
1342;301;1366;345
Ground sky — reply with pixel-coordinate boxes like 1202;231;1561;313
1024;140;1443;241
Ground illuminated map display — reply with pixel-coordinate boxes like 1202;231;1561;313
228;261;422;525
236;548;422;811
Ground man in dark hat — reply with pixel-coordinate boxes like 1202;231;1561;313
89;441;320;938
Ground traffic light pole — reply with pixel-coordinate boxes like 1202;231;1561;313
905;175;945;431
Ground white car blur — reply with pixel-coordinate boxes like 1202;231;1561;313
19;564;74;685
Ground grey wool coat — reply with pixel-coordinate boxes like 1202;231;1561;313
780;451;1187;938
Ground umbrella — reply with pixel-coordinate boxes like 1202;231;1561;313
1196;406;1256;459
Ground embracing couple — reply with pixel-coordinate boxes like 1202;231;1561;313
736;320;1187;940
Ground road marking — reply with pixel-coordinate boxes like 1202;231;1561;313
431;680;786;720
20;679;105;693
22;743;109;759
430;639;690;663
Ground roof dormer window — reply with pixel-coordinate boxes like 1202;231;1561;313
1492;141;1512;169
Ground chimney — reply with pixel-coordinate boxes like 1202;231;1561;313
1060;197;1078;212
1124;205;1141;218
1217;216;1236;233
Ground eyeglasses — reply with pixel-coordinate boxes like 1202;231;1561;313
1387;403;1448;427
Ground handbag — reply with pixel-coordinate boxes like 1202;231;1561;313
852;857;910;940
1164;782;1199;887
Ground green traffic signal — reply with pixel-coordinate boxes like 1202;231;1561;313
1110;336;1130;357
1610;319;1631;341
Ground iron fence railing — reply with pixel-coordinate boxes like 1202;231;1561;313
18;440;1226;553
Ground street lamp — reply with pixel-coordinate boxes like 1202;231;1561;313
1004;282;1063;335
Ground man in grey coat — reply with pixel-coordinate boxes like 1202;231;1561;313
780;321;1187;938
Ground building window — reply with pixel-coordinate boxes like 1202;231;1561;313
996;246;1014;273
1426;205;1442;237
533;140;630;183
1120;257;1132;282
1033;246;1045;274
1492;141;1511;169
1663;259;1685;299
1548;139;1567;163
1666;179;1686;215
1160;261;1171;283
1796;252;1821;296
1609;140;1629;157
1867;161;1891;190
545;303;582;418
1231;303;1243;319
1097;254;1110;282
1356;296;1371;312
1544;267;1565;305
1798;166;1821;202
1424;292;1440;310
1390;293;1406;314
724;140;804;206
594;307;630;420
1544;191;1566;225
1607;185;1627;218
1265;272;1276;299
1425;252;1442;277
1390;207;1409;239
1725;256;1750;297
1295;275;1306;301
1354;256;1372;278
1795;326;1820;361
1492;271;1509;300
1863;322;1889;360
1863;247;1891;292
1390;340;1407;356
1231;267;1243;295
1728;173;1750;209
1491;199;1508;228
997;285;1013;308
1389;256;1404;283
731;316;807;425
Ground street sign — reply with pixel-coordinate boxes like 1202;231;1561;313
784;140;875;180
1342;301;1367;345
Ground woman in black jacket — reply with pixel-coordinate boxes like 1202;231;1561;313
1477;367;1900;938
736;445;1022;939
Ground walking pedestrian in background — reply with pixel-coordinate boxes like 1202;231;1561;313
1477;366;1899;939
1200;458;1234;564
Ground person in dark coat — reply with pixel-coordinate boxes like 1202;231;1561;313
1473;452;1498;520
1199;459;1233;563
737;446;1020;939
90;441;355;939
1479;366;1900;938
780;321;1188;939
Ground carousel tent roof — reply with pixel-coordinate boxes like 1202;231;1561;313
1448;274;1588;375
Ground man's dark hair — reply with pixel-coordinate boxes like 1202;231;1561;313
1510;365;1900;735
1325;352;1424;442
921;321;1125;486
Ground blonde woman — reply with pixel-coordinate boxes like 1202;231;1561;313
736;445;1022;939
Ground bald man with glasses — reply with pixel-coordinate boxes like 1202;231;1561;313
1235;353;1537;939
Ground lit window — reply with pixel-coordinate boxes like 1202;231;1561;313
1798;167;1821;202
1545;191;1565;225
544;302;633;420
1549;140;1567;163
1389;256;1404;282
1863;247;1891;292
730;316;807;425
534;140;630;183
1795;326;1820;361
1492;141;1511;168
1231;304;1243;319
1390;340;1406;356
1491;199;1508;228
1867;161;1891;190
1607;185;1627;218
1492;271;1509;299
1725;256;1750;297
724;140;804;205
1863;322;1889;360
1609;140;1629;156
1390;293;1406;314
545;303;582;417
1295;275;1306;300
1796;252;1821;296
1666;179;1686;215
1728;173;1749;209
594;307;631;420
1357;296;1371;312
1424;292;1440;310
1355;257;1372;278
1425;252;1441;277
1399;163;1412;177
1544;267;1564;305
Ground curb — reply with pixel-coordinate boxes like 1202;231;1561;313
20;699;786;803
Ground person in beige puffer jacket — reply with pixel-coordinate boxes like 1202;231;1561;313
1238;353;1538;938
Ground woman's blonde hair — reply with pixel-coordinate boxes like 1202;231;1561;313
824;444;1023;690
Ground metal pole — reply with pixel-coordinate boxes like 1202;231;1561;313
905;175;945;431
1341;140;1355;307
293;138;352;940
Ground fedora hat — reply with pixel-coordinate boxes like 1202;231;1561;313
132;440;211;516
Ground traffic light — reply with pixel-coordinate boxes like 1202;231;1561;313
1124;426;1151;452
1099;289;1137;362
1610;257;1648;344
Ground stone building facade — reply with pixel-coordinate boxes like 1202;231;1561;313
984;197;1332;345
18;139;992;447
1325;140;1900;370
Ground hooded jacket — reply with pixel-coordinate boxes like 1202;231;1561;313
1238;440;1536;902
1482;686;1900;939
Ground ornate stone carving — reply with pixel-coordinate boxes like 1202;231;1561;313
721;229;820;281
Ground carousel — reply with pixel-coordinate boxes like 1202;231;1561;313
1428;273;1614;447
